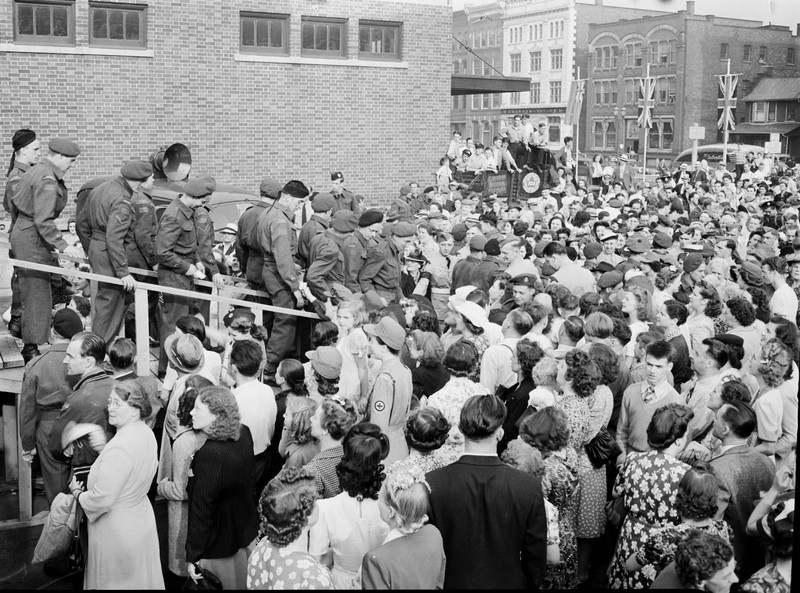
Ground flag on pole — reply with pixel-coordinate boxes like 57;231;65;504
564;79;585;126
637;72;656;129
717;70;738;131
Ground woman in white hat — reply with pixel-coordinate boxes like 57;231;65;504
446;297;490;383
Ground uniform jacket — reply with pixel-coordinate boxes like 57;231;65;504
342;230;370;293
77;176;134;278
18;343;70;451
156;198;203;274
126;187;158;270
10;158;69;255
297;215;329;268
194;205;220;277
329;189;361;217
305;229;345;300
4;161;29;230
358;237;400;294
426;455;547;589
257;202;299;292
367;357;412;465
470;255;505;293
386;197;412;222
235;201;270;287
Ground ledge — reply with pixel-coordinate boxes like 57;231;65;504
0;43;154;58
234;53;409;69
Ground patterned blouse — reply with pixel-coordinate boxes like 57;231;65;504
426;376;489;466
247;539;333;590
741;563;791;593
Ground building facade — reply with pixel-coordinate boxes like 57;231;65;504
585;1;800;166
0;0;451;221
732;77;800;155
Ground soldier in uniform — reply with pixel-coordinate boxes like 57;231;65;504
259;180;309;382
358;221;417;303
297;193;334;269
10;138;81;362
76;160;153;344
4;129;41;339
328;171;361;216
125;179;160;342
386;189;413;223
193;198;222;323
305;211;357;302
343;209;383;293
155;176;222;377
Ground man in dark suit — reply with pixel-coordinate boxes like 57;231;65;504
426;394;547;589
708;401;775;582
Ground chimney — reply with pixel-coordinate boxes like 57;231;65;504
686;1;695;16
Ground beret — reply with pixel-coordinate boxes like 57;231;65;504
608;199;623;208
311;193;335;212
484;238;501;256
540;262;557;277
359;209;384;227
480;212;498;225
683;253;704;273
469;235;487;251
184;175;216;198
513;220;529;236
740;260;763;285
399;185;411;196
533;241;550;258
52;308;83;339
653;232;673;249
306;346;342;379
49;138;81;158
451;223;468;241
423;186;435;194
597;269;624;289
595;261;616;273
583;242;603;260
625;234;651;254
282;180;310;198
120;159;153;181
392;222;417;238
331;210;358;233
331;171;344;182
510;274;536;287
12;129;36;151
259;178;282;199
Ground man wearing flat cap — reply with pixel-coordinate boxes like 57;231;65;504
358;221;416;302
76;160;154;343
259;180;309;382
327;171;361;217
155;175;221;376
297;192;334;269
342;209;383;293
10;138;81;362
4;129;41;340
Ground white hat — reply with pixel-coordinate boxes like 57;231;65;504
219;222;238;235
451;299;489;330
619;154;629;162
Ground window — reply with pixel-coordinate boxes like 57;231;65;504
768;101;776;122
493;93;501;107
90;3;145;47
483;60;492;76
453;61;460;74
719;43;728;60
530;82;541;104
530;51;541;72
301;17;346;56
510;53;521;74
473;59;480;75
472;95;481;110
452;96;459;110
488;28;495;46
529;24;532;41
548;117;560;142
743;45;752;62
483;93;490;109
481;30;487;48
649;41;659;65
788;47;796;66
359;21;401;60
625;79;635;105
550;81;562;103
648;119;674;150
759;46;767;62
240;12;286;54
510;92;521;105
649;125;659;150
606;121;617;149
533;23;543;40
593;121;604;148
594;48;602;70
667;40;676;64
602;81;610;105
610;81;618;105
752;101;766;122
594;82;602;105
14;0;74;45
551;48;563;70
549;20;564;39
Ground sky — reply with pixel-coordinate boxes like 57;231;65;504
451;0;798;29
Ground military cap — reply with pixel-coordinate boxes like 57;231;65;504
52;308;83;339
184;175;216;198
597;270;624;289
625;234;651;254
595;261;616;274
510;274;536;287
484;238;501;256
423;186;435;194
452;223;468;241
12;129;36;151
311;193;335;212
306;346;342;379
120;159;153;181
583;242;603;260
259;178;282;199
364;316;406;351
331;210;358;233
683;253;704;273
513;220;529;236
331;172;344;182
653;232;673;249
219;222;238;235
399;185;411;196
599;231;619;243
391;222;417;237
469;235;487;251
465;214;481;225
480;212;498;225
48;138;81;157
282;180;310;199
359;209;384;227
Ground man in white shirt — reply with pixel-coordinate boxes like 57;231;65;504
480;309;533;393
229;340;277;484
543;241;596;297
762;257;798;321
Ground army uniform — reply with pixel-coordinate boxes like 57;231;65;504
9;158;70;346
358;236;402;302
386;197;413;222
470;255;505;293
329;189;361;217
125;186;161;340
259;201;300;375
305;229;345;300
193;204;220;323
4;160;30;330
451;254;482;293
75;176;134;343
235;202;271;292
296;214;329;269
342;230;371;293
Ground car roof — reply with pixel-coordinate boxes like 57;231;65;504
675;144;788;162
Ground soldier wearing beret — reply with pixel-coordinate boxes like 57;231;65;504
328;171;361;217
259;180;309;382
155;175;221;376
343;209;383;293
358;221;416;302
76;160;153;343
10;138;81;362
386;187;414;223
305;211;357;302
297;192;334;269
192;192;223;323
4;129;41;339
470;237;506;293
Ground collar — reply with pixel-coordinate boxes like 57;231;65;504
42;157;66;180
310;214;330;229
74;367;111;391
457;453;504;464
174;196;195;219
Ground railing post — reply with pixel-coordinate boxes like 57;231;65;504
15;395;31;522
134;286;151;377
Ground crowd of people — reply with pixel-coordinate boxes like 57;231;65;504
3;124;798;591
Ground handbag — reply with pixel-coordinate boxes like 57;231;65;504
584;427;622;469
182;564;223;590
32;492;76;564
605;496;628;531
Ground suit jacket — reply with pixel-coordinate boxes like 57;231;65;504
709;444;775;580
613;164;634;190
361;524;446;590
426;455;547;589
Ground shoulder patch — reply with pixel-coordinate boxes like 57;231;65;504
374;400;386;412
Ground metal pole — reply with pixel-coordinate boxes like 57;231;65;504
574;68;580;186
722;59;730;168
691;121;699;165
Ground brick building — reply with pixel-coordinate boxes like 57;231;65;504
585;1;800;166
731;77;800;155
0;0;451;223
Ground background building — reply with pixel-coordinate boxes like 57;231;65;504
732;77;800;155
0;0;451;223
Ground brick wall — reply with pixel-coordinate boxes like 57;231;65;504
0;0;451;224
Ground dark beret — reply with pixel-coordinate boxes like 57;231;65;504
423;186;435;194
451;223;468;241
120;160;153;181
683;253;704;273
480;212;498;225
484;238;501;256
513;220;529;236
331;211;358;233
311;193;335;212
597;270;624;289
12;129;36;151
399;185;411;196
259;178;282;199
392;222;417;238
184;175;216;198
595;261;615;274
331;172;344;182
653;232;673;249
52;308;83;339
282;180;310;199
625;234;651;254
359;209;384;227
583;242;603;260
48;138;81;158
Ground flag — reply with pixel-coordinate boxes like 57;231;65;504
564;79;585;126
637;75;655;129
717;72;738;131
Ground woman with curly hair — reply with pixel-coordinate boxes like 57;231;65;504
186;386;259;589
425;341;489;466
246;468;333;590
309;423;391;589
279;400;320;470
682;284;722;346
752;338;794;458
303;396;358;499
499;339;545;454
624;463;732;588
264;359;311;484
652;265;683;316
156;375;212;583
335;299;372;403
406;330;450;401
385;407;451;477
304;322;341;399
620;286;652;366
651;530;737;591
607;403;692;590
528;357;559;410
220;308;269;386
362;467;446;589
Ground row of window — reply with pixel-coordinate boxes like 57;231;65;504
509;48;563;73
593;40;677;70
592;77;676;106
508;19;564;44
750;101;797;123
453;27;502;50
453;57;501;75
592;118;674;150
10;1;402;60
507;81;563;105
720;43;795;65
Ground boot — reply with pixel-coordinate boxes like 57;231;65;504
21;343;41;364
8;315;21;339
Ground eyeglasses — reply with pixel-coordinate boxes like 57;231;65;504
107;398;124;409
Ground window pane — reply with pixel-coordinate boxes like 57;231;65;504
662;122;673;150
270;20;282;48
255;20;269;46
328;24;340;51
242;19;254;46
383;28;395;53
18;5;34;34
109;10;124;39
35;6;51;36
359;26;370;52
302;23;314;49
52;6;68;36
93;9;108;38
125;12;139;40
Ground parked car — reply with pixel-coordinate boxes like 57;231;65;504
674;143;790;169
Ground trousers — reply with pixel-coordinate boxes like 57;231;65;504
37;415;71;506
158;267;194;376
262;262;297;373
89;241;126;344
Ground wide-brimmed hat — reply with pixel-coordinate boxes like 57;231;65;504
450;299;489;330
165;332;205;374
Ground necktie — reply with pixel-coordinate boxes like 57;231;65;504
643;385;656;404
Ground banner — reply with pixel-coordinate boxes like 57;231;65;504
637;74;655;129
564;79;585;126
717;71;739;131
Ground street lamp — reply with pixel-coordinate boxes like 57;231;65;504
613;106;627;158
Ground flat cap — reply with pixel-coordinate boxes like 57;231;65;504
306;346;342;379
52;308;83;339
510;274;536;287
331;210;358;233
625;234;652;254
359;209;384;227
597;269;624;289
683;253;704;273
451;223;468;241
184;175;216;198
311;193;335;212
653;232;673;249
259;178;282;199
282;180;310;198
391;222;417;238
484;238;501;256
331;171;344;182
469;235;487;251
399;185;411;196
583;242;603;260
120;159;153;181
49;138;81;158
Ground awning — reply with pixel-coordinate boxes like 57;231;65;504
730;122;800;136
451;74;531;96
743;77;800;102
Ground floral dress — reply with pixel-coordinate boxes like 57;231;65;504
426;376;488;466
576;385;614;538
247;539;333;590
462;335;489;383
385;448;452;478
541;449;580;590
741;563;791;593
606;451;689;589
